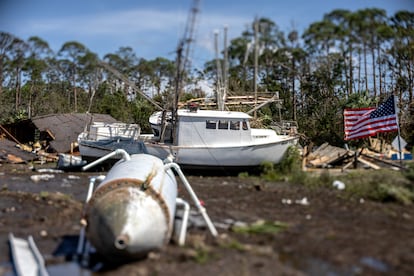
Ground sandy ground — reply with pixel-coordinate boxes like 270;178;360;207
0;162;413;275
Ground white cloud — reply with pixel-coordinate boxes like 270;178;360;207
10;6;253;63
25;9;187;37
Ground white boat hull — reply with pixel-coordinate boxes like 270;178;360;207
145;136;297;168
78;140;147;161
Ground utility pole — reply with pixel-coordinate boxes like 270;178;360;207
223;25;229;109
172;0;200;143
214;30;224;111
253;19;259;119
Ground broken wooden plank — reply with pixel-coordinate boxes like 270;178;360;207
357;156;380;170
307;143;353;167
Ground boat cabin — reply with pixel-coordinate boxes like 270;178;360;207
149;109;254;146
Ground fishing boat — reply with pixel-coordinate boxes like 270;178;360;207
78;122;147;163
142;106;298;170
78;107;298;170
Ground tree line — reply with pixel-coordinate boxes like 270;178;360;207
0;8;413;148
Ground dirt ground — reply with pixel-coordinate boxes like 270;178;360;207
0;162;413;276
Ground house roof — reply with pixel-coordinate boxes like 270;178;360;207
0;138;36;162
31;113;118;153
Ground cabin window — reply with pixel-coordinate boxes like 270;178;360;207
242;120;249;130
230;121;240;130
206;120;217;129
218;120;229;129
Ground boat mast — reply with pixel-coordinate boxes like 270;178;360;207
223;25;229;108
214;30;224;111
253;19;259;119
171;0;200;144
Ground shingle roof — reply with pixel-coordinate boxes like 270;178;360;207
31;113;118;153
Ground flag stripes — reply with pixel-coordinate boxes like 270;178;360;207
344;96;398;140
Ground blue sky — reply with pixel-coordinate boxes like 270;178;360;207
1;0;413;69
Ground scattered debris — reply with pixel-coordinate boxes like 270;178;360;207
295;197;310;205
57;153;87;171
360;256;390;273
282;197;310;205
306;143;353;168
304;139;410;172
332;180;346;190
231;220;289;234
0;139;36;164
30;174;55;182
0;113;119;166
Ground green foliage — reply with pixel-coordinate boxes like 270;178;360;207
343;91;377;108
39;191;49;199
238;171;250;178
259;146;302;181
220;239;246;251
338;170;414;205
301;170;333;189
403;162;414;182
131;98;156;132
94;91;132;122
193;248;213;264
232;220;289;235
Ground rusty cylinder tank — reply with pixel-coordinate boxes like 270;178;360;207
85;154;177;262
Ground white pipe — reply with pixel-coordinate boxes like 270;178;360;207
28;235;49;276
164;162;218;237
175;198;190;246
76;227;86;257
77;175;106;257
82;149;131;171
86;175;105;202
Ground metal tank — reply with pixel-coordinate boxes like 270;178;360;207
84;153;177;262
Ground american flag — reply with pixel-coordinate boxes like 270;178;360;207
344;96;398;140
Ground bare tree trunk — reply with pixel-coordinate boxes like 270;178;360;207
378;47;383;97
363;43;368;93
349;44;353;94
15;67;21;111
72;68;77;112
292;57;296;121
0;55;3;95
371;46;377;98
358;48;361;93
28;82;34;118
409;60;413;103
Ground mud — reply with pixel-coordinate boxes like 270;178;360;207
0;163;413;275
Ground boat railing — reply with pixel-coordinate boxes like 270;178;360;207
87;122;141;141
270;120;298;136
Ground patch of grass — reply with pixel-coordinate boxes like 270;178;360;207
301;169;333;189
259;146;303;182
244;143;414;205
193;249;215;264
219;238;246;251
337;170;414;205
403;162;414;182
232;220;289;235
238;171;250;178
39;191;49;199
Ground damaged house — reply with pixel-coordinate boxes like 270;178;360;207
1;113;118;161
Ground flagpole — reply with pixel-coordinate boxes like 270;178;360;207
393;95;403;165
